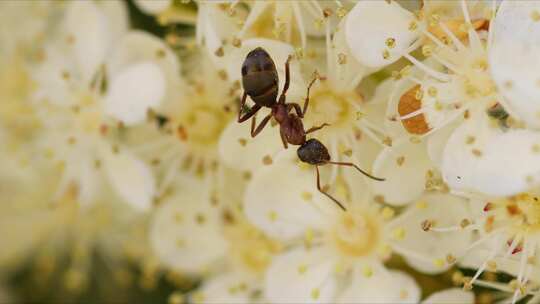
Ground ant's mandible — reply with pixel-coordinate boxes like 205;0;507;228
238;47;384;211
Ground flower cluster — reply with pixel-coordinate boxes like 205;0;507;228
1;0;540;303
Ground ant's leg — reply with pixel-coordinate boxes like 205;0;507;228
278;55;292;103
286;103;303;117
238;92;247;122
302;75;318;115
238;104;261;123
251;114;272;138
315;166;346;211
327;161;385;181
279;129;288;149
305;123;330;134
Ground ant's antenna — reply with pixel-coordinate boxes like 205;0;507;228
328;161;385;181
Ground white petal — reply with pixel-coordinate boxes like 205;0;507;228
372;140;435;205
102;147;155;211
442;112;540;196
150;190;228;274
265;247;337;304
218;118;283;172
106;31;181;107
391;193;473;274
198;3;240;64
338;268;420;303
422;288;474;304
244;150;334;241
134;0;171;15
489;1;540;128
98;1;129;40
105;62;165;125
63;1;110;83
345;1;420;68
441;112;490;194
427;120;460;167
197;272;260;304
225;38;305;101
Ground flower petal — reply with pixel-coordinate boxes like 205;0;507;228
98;0;129;40
104;62;165;125
218;118;283;172
63;1;110;83
390;193;473;274
265;247;337;304
489;0;540;128
150;188;228;274
196;272;260;304
337;267;420;303
134;0;171;15
106;31;181;110
422;288;474;304
442;111;540;196
345;1;420;68
244;150;334;240
426;121;459;167
372;140;435;205
102;147;155;211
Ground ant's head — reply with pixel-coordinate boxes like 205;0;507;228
297;138;330;165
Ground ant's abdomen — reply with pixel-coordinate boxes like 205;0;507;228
242;48;279;107
297;138;331;165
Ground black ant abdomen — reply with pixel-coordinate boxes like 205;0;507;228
241;47;279;107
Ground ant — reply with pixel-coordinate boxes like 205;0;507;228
238;47;384;211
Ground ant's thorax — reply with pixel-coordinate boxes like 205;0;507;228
271;103;289;125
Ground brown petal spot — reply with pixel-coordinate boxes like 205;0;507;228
398;85;430;135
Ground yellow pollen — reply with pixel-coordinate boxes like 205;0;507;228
531;10;540;22
311;288;320;300
298;264;308;274
385;37;396;49
433;258;445;268
416;201;428;209
391;227;406;240
333;211;381;258
267;211;277;222
362;266;373;278
381;207;395;220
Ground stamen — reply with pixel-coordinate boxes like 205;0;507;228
439;22;466;51
237;2;269;38
292;3;307;49
403;53;451;82
469;236;505;286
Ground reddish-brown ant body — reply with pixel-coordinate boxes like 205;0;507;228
239;47;384;211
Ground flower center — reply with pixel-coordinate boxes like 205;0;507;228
225;220;282;274
332;211;381;258
178;105;228;147
304;87;356;134
487;193;540;234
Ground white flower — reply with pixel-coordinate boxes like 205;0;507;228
134;49;236;198
134;0;171;15
488;1;540;129
150;176;228;274
422;288;474;304
150;175;281;303
30;1;178;210
430;192;540;303
0;182;154;294
365;0;540;201
235;0;329;49
243;151;472;302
